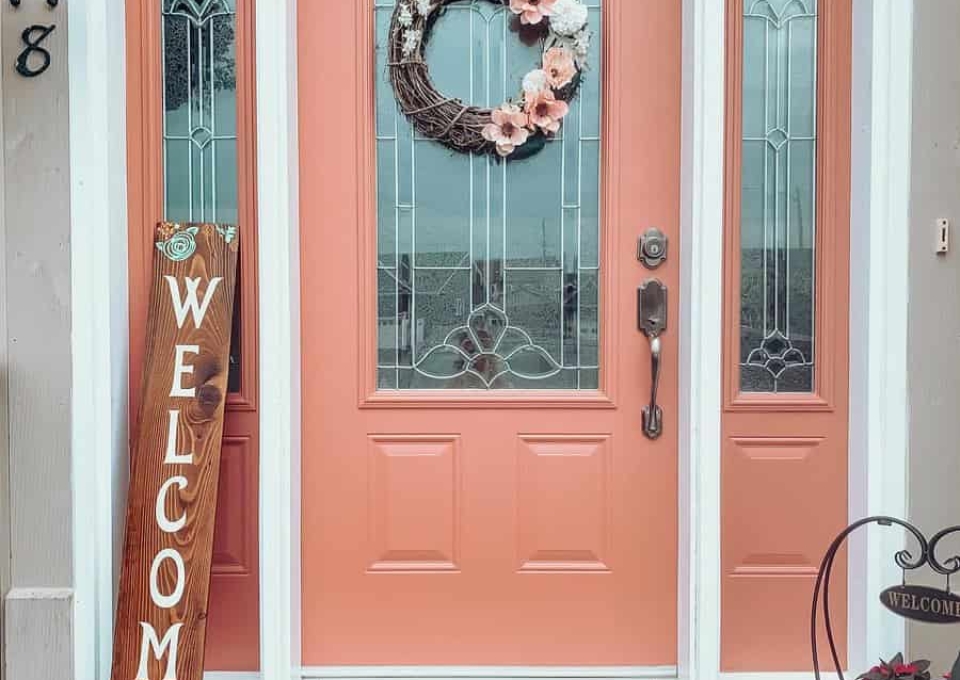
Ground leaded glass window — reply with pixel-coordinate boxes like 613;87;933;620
162;0;241;392
740;0;817;393
374;0;603;390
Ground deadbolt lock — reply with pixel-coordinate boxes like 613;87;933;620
638;227;668;269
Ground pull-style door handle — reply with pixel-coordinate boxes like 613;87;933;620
638;279;667;440
644;335;663;439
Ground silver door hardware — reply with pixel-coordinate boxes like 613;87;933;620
638;227;668;269
637;279;667;440
937;218;949;254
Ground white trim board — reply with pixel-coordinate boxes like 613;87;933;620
301;667;677;679
678;0;725;679
256;0;302;676
68;0;130;678
847;0;914;671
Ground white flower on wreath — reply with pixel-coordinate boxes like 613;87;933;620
522;69;549;96
549;0;589;37
415;0;433;16
402;28;422;57
572;28;591;60
397;3;414;28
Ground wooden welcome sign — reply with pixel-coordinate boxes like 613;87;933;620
111;223;238;680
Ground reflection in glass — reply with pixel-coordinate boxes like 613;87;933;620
162;0;242;392
740;0;817;393
374;0;603;390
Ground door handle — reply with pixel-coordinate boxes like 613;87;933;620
638;279;667;440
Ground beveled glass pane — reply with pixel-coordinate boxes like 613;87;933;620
162;0;241;391
740;0;817;393
374;0;603;390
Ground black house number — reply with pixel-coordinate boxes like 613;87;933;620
9;0;59;7
10;0;59;79
15;25;55;78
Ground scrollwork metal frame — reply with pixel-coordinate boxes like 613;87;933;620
812;516;960;680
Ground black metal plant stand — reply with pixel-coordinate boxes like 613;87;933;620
812;516;960;680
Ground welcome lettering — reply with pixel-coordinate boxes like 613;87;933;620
885;590;960;618
136;275;222;678
112;224;238;680
881;584;960;624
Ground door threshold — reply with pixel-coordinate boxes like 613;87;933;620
299;666;677;679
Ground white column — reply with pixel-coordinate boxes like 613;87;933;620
679;0;725;679
847;0;914;672
257;0;302;678
68;0;131;678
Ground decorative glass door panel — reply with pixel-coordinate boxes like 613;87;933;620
163;0;245;394
163;0;239;224
374;0;603;390
739;0;817;393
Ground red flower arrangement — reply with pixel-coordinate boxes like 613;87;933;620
858;654;932;680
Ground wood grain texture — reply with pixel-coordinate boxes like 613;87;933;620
111;223;238;680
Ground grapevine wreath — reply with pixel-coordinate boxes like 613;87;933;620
388;0;592;159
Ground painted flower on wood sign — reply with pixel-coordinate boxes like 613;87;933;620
156;226;200;262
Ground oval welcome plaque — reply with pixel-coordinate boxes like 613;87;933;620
880;584;960;624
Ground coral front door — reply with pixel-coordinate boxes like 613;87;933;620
299;0;680;667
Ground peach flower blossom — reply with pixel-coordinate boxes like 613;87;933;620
508;0;556;25
524;89;569;134
542;46;577;88
482;104;531;157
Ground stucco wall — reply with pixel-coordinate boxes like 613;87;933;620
906;0;960;670
0;3;73;679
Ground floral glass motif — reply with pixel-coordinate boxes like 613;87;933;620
162;0;238;225
418;305;561;387
162;0;241;392
374;0;603;390
739;0;817;393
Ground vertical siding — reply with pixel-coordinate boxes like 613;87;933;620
907;0;960;671
0;12;7;668
0;2;72;678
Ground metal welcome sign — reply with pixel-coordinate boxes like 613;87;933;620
812;517;960;680
880;584;960;624
111;223;238;680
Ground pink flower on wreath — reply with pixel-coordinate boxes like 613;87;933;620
509;0;556;25
482;103;531;157
524;88;569;134
542;46;577;88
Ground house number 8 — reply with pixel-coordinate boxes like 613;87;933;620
15;24;55;78
9;0;59;7
9;0;59;79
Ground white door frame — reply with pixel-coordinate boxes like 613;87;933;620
66;1;915;679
